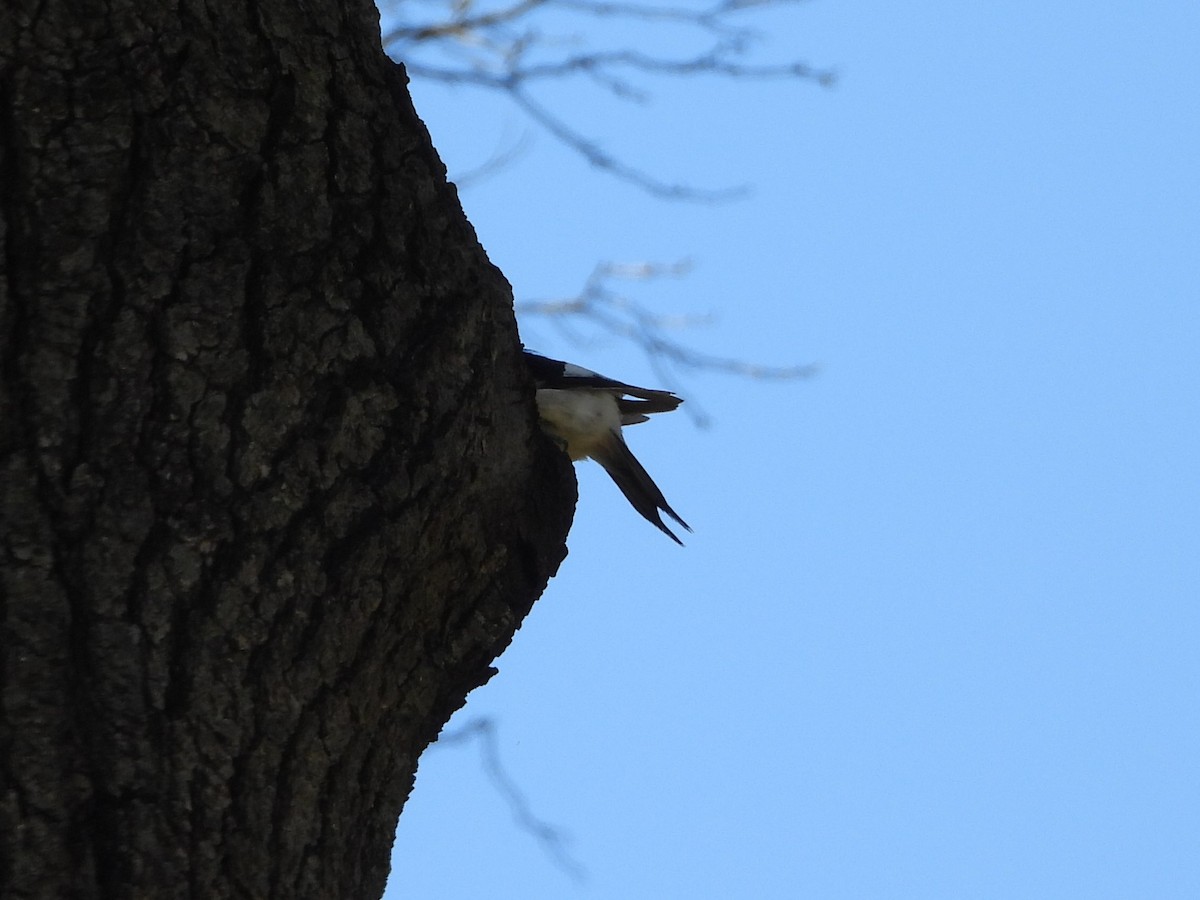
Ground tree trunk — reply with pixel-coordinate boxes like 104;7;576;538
0;0;574;896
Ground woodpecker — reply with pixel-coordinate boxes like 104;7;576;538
525;349;691;544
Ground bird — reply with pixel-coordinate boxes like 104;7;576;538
525;349;691;544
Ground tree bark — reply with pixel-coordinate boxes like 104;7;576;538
0;0;574;897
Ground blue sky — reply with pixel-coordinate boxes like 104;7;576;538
384;2;1199;897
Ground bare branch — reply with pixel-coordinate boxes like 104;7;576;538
547;0;806;33
449;126;536;188
407;48;832;89
382;0;833;195
518;261;818;425
387;3;824;393
507;89;748;201
434;717;586;882
384;0;550;43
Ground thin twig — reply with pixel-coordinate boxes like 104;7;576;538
383;0;834;195
517;261;818;425
434;717;587;882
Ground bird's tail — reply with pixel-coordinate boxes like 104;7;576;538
617;393;682;425
594;431;691;545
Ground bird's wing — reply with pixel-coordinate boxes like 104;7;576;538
526;351;683;412
592;430;692;545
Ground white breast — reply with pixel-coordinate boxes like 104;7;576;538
534;389;623;461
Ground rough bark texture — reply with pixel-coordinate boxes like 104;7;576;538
0;0;574;897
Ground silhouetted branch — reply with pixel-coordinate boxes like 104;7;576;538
450;126;536;189
434;717;586;882
389;0;550;42
382;0;833;196
507;89;747;200
406;48;834;89
518;261;818;424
